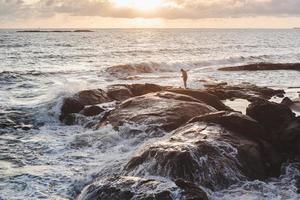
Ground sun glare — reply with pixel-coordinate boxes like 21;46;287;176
114;0;163;11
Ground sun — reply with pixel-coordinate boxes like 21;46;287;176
114;0;163;11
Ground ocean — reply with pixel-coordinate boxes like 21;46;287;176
0;29;299;199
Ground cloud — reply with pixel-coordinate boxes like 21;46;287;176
0;0;25;17
0;0;300;20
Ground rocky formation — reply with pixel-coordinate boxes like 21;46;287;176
206;83;285;102
77;176;208;200
60;82;300;199
106;92;217;132
124;118;280;191
218;63;300;71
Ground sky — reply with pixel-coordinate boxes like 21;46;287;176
0;0;300;28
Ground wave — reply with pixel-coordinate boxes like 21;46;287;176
104;55;285;79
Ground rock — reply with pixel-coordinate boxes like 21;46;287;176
63;113;77;125
128;83;163;96
60;98;84;121
246;100;295;136
188;111;267;140
206;83;285;102
218;63;300;71
106;92;217;132
175;179;208;200
81;106;105;117
106;85;134;101
166;88;232;111
62;113;88;126
77;176;206;200
280;117;300;154
124;122;274;190
76;89;111;105
281;97;294;106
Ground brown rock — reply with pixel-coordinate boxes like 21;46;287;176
106;92;217;132
124;122;273;190
219;63;300;71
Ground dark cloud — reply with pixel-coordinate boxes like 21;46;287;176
0;0;300;20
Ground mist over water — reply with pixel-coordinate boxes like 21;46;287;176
0;29;300;199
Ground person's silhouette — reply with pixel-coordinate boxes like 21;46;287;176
181;69;188;89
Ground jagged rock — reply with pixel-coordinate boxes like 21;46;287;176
81;106;105;117
218;63;300;71
175;179;208;200
166;88;232;111
246;100;295;136
106;92;217;132
206;83;285;102
188;111;267;140
127;83;163;96
280;117;300;154
281;97;294;106
106;85;134;101
77;176;208;200
60;98;84;121
76;89;111;105
124;122;275;190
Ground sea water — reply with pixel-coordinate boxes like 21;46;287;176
0;29;299;199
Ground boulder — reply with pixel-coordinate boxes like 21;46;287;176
77;176;208;200
128;83;163;96
81;105;105;117
175;179;208;200
246;100;295;136
166;88;232;111
76;89;111;105
218;63;300;71
188;111;267;140
60;98;84;121
280;117;300;154
106;85;134;101
206;83;285;102
281;97;294;107
106;92;217;132
124;122;275;190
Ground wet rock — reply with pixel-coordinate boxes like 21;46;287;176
106;84;134;101
175;179;208;200
63;113;77;125
77;176;200;200
206;83;285;102
281;97;294;106
106;92;217;132
124;122;272;190
246;100;295;136
60;98;84;121
76;89;111;105
81;106;104;117
280;117;300;154
166;88;232;111
188;111;267;140
127;83;163;96
218;62;300;71
63;113;87;126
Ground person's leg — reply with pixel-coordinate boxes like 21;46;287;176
184;79;187;89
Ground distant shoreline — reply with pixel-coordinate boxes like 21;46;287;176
16;30;94;33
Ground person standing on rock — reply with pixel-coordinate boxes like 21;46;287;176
181;69;188;89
